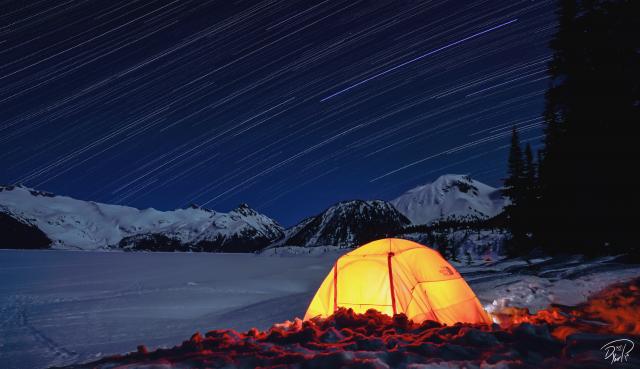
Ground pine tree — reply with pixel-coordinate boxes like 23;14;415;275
539;0;639;256
502;127;527;256
503;127;524;203
523;143;536;199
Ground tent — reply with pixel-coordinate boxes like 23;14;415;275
304;238;492;325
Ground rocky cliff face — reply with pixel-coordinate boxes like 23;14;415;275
283;200;410;247
0;211;52;249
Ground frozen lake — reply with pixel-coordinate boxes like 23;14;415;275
0;250;339;369
1;249;638;369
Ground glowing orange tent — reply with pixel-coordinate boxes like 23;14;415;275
304;238;492;325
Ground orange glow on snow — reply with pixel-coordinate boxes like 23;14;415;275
494;277;640;340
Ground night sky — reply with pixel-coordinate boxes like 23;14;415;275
1;0;555;227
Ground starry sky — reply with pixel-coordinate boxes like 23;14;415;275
1;0;555;227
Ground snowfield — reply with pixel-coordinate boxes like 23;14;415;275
1;249;639;369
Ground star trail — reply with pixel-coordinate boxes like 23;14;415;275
320;18;519;102
0;0;556;226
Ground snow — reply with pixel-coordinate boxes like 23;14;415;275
1;250;638;369
1;176;507;251
0;185;282;250
276;199;409;248
391;174;508;225
260;245;349;257
476;256;640;314
0;249;339;369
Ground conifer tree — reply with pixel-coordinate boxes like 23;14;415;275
538;0;639;256
502;127;528;256
523;144;536;198
503;127;524;204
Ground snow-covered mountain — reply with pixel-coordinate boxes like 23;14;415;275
391;174;508;225
1;174;508;252
281;200;410;247
0;185;283;252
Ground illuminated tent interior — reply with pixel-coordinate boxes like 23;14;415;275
304;238;492;325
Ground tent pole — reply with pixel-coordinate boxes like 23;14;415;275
333;260;338;312
387;252;397;315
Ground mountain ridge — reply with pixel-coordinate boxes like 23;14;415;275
0;174;508;251
280;199;410;248
0;185;283;252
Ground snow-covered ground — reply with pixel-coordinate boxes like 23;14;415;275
1;249;638;369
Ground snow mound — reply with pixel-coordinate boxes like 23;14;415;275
392;174;508;225
70;279;640;369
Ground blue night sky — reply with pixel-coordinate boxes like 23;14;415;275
1;0;554;227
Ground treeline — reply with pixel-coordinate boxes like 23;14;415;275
402;213;507;234
393;215;507;263
502;0;639;258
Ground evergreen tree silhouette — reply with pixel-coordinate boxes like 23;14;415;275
539;0;639;256
523;144;536;201
502;127;528;256
503;127;524;204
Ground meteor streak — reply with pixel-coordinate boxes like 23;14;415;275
321;18;518;102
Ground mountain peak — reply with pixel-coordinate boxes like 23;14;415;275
392;174;507;225
0;184;56;198
282;199;409;247
232;203;258;216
